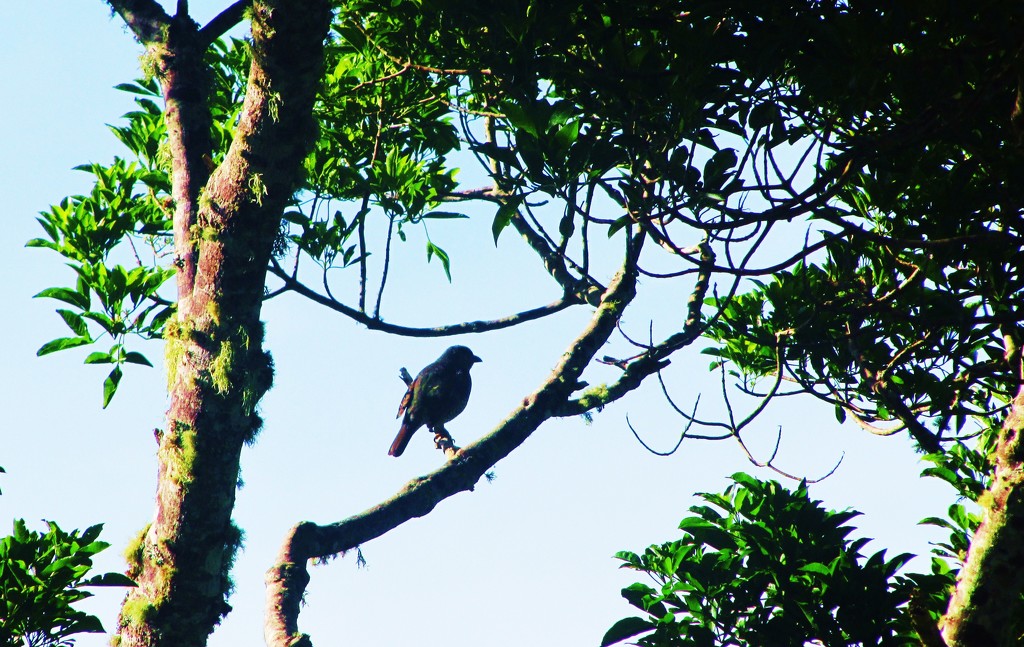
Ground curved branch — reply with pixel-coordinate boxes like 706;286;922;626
265;245;641;647
818;213;1022;251
624;396;733;455
451;185;605;304
268;261;578;336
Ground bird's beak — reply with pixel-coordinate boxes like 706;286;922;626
472;354;483;363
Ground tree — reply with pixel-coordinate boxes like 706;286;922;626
27;1;1024;646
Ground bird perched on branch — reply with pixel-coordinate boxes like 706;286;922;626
390;345;482;457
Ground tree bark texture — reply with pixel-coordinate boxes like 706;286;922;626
111;2;332;646
942;383;1024;646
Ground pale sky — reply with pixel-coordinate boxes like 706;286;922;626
0;3;951;646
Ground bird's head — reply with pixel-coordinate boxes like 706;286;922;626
443;345;482;368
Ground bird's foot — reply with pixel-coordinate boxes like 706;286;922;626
432;429;460;457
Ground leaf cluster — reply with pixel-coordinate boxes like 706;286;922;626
0;520;134;647
603;474;922;647
29;74;178;406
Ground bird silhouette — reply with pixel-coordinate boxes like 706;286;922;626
390;345;482;457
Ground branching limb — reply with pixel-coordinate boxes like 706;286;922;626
343;17;493;77
513;206;604;303
625;396;733;456
556;239;716;416
109;0;214;307
441;183;603;299
268;259;576;336
265;239;643;647
121;2;333;646
716;359;843;483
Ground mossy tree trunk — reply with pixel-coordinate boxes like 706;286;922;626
108;2;332;646
943;381;1024;646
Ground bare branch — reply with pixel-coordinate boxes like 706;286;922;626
344;18;493;77
625;396;733;456
374;214;397;318
199;0;251;45
268;260;578;336
731;332;789;435
844;322;942;453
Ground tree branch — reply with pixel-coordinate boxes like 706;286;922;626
106;0;171;44
509;202;604;304
198;0;251;45
264;240;642;647
267;260;579;336
556;239;716;416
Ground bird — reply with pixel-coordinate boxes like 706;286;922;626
389;345;482;457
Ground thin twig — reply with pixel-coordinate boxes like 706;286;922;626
374;214;396;318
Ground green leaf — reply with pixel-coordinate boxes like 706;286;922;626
25;237;57;250
113;81;158;96
421;211;469;220
35;287;89;310
84;352;114;365
426;241;452;282
83;572;136;587
492;197;523;245
600;617;652;647
37;336;92;356
502;102;539;138
799;562;833;576
57;309;91;337
607;215;632;238
102;366;123;409
13;518;28;541
554;120;581;151
124;352;154;367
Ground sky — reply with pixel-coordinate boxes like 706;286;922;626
0;3;954;646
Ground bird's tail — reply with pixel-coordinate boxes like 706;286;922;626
388;423;414;457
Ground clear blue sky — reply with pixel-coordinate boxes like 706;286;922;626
1;3;951;646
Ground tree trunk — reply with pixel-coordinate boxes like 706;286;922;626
113;2;331;645
942;383;1024;645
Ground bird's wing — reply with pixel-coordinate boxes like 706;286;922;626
396;382;414;418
